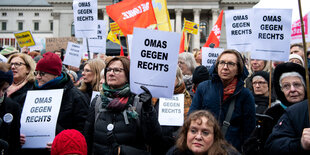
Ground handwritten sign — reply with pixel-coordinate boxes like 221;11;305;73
63;42;83;68
20;89;63;148
130;28;181;98
14;30;35;47
158;94;184;126
45;37;77;52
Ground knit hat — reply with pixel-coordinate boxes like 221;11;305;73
289;54;304;66
273;62;306;106
0;46;18;57
51;129;87;155
251;71;269;84
192;65;209;84
36;52;62;76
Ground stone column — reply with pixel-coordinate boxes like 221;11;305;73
175;8;182;33
211;9;220;26
52;12;60;37
193;9;201;50
102;8;110;30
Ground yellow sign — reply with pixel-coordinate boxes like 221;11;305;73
14;30;36;47
107;31;120;45
153;0;171;31
110;22;124;36
184;19;199;35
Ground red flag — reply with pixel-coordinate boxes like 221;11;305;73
203;10;224;48
179;31;185;53
106;0;157;36
120;46;124;56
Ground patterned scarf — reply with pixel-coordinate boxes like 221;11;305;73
101;83;133;112
223;77;238;101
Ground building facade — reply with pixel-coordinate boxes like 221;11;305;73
0;0;259;50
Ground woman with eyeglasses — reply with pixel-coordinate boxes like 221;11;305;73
79;58;106;103
84;56;161;154
7;53;36;108
189;49;256;152
262;62;307;153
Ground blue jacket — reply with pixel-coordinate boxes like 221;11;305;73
265;100;310;155
188;65;255;151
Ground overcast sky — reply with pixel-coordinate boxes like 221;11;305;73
254;0;310;22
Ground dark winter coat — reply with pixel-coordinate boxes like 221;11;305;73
84;96;161;155
188;65;256;151
265;100;310;155
33;72;89;134
0;96;20;155
8;81;33;110
253;95;272;114
166;145;241;155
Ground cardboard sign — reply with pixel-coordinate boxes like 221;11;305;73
225;9;253;52
14;30;35;48
202;47;223;70
83;20;107;54
73;0;98;38
184;19;199;35
130;28;181;98
158;94;184;126
63;42;83;68
291;11;310;43
20;89;63;148
251;9;292;61
110;22;124;36
45;37;77;52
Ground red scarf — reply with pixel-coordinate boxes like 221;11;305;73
223;77;237;101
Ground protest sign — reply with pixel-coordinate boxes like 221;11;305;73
29;38;46;52
45;37;77;52
184;19;199;35
20;89;63;148
127;34;133;57
158;94;184;126
202;47;223;70
63;42;83;68
73;0;98;38
225;9;253;52
110;22;124;36
251;9;292;61
83;20;107;54
14;30;35;48
291;11;310;43
90;91;100;105
130;28;181;98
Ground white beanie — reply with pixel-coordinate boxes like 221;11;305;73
289;54;304;66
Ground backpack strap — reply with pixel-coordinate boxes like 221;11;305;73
221;98;236;137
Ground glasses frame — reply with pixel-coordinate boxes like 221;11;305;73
10;62;26;67
106;67;124;74
218;61;237;68
34;71;47;77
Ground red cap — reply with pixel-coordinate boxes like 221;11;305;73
51;129;87;155
36;52;62;76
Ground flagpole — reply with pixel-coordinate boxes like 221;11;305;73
268;60;272;107
86;38;90;60
118;34;121;55
298;0;310;122
187;33;191;52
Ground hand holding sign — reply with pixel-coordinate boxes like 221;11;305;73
139;86;152;111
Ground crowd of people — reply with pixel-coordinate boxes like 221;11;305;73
0;43;310;155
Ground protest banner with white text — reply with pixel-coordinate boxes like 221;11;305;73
130;28;181;98
20;89;63;148
83;20;107;54
202;47;223;70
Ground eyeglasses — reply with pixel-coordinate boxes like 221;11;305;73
218;61;237;68
106;67;124;74
281;82;304;91
10;62;26;67
178;61;185;65
34;71;47;77
252;81;268;86
83;69;92;73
